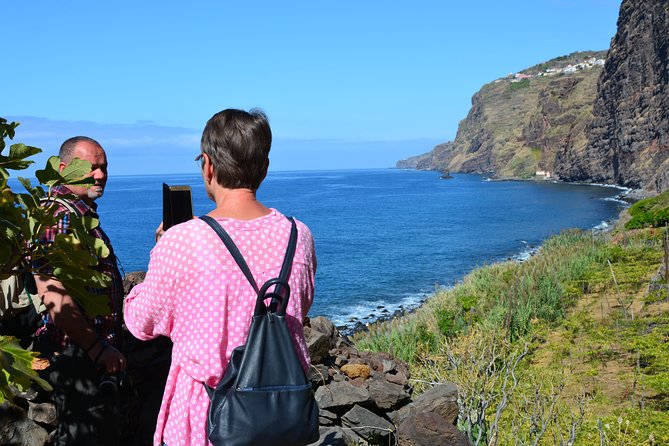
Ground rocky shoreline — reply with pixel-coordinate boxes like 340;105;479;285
333;191;625;339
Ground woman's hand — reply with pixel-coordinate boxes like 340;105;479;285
155;222;164;243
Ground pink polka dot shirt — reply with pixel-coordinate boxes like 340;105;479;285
124;210;316;446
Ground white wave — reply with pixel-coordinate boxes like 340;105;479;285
602;196;629;205
592;220;611;231
591;183;632;192
512;246;539;262
325;291;434;331
566;181;632;192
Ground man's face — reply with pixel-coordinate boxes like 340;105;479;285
59;141;108;203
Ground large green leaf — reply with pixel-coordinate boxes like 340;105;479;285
50;271;112;316
0;336;52;403
35;156;95;187
52;233;98;266
0;119;18;155
60;158;96;186
34;156;60;185
34;156;61;186
17;177;45;198
0;143;41;171
9;143;41;160
79;215;100;232
15;192;38;211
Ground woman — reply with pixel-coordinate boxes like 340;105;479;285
124;109;316;446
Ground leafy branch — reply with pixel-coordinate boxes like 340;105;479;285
0;117;112;403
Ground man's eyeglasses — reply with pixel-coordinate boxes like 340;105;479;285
195;153;204;168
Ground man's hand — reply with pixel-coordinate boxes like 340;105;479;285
34;275;127;373
88;342;127;374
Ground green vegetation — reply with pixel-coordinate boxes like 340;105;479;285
354;223;669;445
0;118;113;403
507;78;530;92
626;190;669;229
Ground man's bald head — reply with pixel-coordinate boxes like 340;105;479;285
58;136;108;204
59;136;103;164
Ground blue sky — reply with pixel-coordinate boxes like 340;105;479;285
4;1;621;174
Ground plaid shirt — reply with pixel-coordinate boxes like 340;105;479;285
34;185;124;349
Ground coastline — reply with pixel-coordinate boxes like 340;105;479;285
339;178;630;337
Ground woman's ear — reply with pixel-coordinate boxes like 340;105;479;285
203;153;215;184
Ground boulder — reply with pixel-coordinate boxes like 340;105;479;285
358;350;410;378
367;379;411;411
0;403;49;446
386;370;409;386
309;316;336;340
307;364;330;387
318;409;338;426
392;383;459;426
304;327;332;364
398;411;472;446
27;401;57;426
315;381;370;411
341;405;395;444
122;271;146;295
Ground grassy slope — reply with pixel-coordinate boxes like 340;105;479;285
353;224;669;445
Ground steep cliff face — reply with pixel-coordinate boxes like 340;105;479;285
399;52;606;179
403;0;669;191
557;0;669;192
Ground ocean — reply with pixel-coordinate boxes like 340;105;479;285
90;169;625;328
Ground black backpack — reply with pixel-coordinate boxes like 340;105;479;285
200;215;320;446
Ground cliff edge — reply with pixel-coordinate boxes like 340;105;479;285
402;0;669;192
557;0;669;192
398;51;606;180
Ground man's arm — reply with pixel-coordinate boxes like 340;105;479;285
34;275;126;374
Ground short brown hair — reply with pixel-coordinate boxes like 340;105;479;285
201;108;272;190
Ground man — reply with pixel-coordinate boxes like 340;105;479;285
33;136;126;446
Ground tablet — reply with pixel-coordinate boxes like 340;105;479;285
162;183;193;230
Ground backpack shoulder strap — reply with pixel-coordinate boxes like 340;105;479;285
200;216;259;293
275;217;297;302
200;215;298;301
40;196;82;217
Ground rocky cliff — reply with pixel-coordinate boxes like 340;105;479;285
557;0;669;192
398;51;607;180
403;0;669;192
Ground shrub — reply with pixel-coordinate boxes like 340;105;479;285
625;191;669;229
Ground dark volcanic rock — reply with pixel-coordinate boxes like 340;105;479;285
122;271;146;295
367;379;411;411
0;403;49;446
558;0;669;192
27;401;57;426
398;411;473;446
314;381;371;411
392;383;459;426
341;405;395;444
